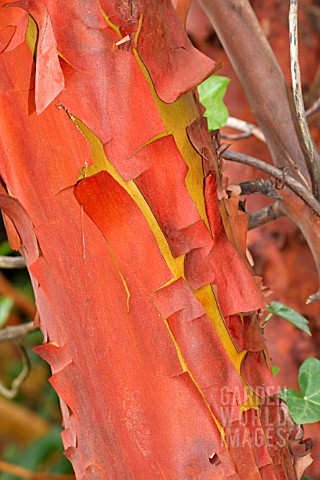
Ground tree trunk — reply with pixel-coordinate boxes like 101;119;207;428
0;1;304;478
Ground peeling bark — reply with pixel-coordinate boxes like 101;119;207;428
0;1;308;478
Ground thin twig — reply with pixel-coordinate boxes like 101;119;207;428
222;150;320;216
198;0;311;183
289;0;320;199
237;179;281;199
248;202;284;230
306;98;320;119
220;130;251;141
0;321;36;342
306;290;320;304
0;340;30;399
0;460;75;480
0;256;26;269
223;116;266;142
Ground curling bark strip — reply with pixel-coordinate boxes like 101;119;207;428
0;1;305;478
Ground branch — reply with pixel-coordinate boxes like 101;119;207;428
306;290;320;304
198;0;310;185
0;321;36;342
222;151;320;216
0;256;26;269
199;0;320;304
289;0;320;200
248;202;284;230
0;340;30;399
223;116;265;142
237;179;281;199
306;98;320;119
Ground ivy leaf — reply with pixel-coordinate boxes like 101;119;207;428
0;296;14;328
267;301;311;336
198;75;230;130
280;358;320;424
272;366;280;376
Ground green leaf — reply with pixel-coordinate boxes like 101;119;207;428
272;366;280;376
0;240;13;255
0;296;13;328
267;301;311;336
280;358;320;424
198;75;230;130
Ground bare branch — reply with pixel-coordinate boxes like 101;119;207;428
224;116;266;142
0;321;36;343
289;0;320;199
198;0;311;185
0;256;26;269
237;179;281;199
306;290;320;305
248;202;284;230
222;150;320;216
220;131;251;141
198;0;320;305
0;340;30;399
306;98;320;119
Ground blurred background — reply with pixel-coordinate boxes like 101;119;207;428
0;219;74;478
0;0;319;478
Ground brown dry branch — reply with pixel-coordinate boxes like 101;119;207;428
306;98;320;119
199;0;311;183
248;202;284;230
222;150;320;216
0;321;36;342
289;0;320;199
223;116;265;142
237;179;281;199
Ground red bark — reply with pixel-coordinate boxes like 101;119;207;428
0;1;307;478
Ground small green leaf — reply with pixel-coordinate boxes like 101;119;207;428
272;366;280;376
267;301;311;336
280;358;320;424
0;240;13;256
0;296;13;328
198;75;230;130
